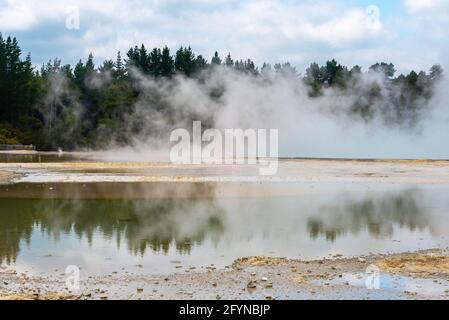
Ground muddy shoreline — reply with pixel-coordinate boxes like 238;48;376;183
1;249;449;300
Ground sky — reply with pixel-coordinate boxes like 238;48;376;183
0;0;448;74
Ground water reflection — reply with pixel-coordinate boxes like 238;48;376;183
0;198;225;264
0;184;446;268
307;189;429;242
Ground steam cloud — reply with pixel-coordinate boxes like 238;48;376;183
46;65;449;160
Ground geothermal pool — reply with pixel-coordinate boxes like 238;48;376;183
1;179;449;277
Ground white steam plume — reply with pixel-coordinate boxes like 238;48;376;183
95;65;449;161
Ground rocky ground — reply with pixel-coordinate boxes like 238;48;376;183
2;249;449;300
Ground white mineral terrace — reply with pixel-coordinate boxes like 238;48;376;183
1;155;449;184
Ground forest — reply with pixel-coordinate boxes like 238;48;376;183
0;34;444;150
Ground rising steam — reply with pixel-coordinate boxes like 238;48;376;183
45;64;449;160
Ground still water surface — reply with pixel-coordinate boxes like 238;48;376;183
1;182;448;275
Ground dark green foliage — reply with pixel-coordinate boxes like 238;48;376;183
0;34;43;145
224;53;233;67
175;46;197;76
369;62;396;78
211;51;221;65
114;51;126;80
160;46;175;77
0;34;445;150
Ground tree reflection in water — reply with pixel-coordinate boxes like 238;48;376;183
0;198;226;264
0;186;435;265
307;189;429;242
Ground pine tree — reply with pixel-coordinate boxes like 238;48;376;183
114;51;125;79
160;46;174;77
99;60;114;73
138;44;148;73
175;46;196;76
224;53;233;67
126;46;140;70
211;51;221;65
0;34;7;122
73;60;86;88
148;48;162;77
85;53;95;74
195;55;208;71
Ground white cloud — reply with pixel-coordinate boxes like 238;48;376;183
404;0;449;12
400;0;449;71
297;9;384;47
0;0;447;73
0;1;38;30
0;0;155;30
0;1;385;54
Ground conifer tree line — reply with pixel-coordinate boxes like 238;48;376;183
0;34;444;150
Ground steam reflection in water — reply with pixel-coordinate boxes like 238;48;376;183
0;183;448;275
